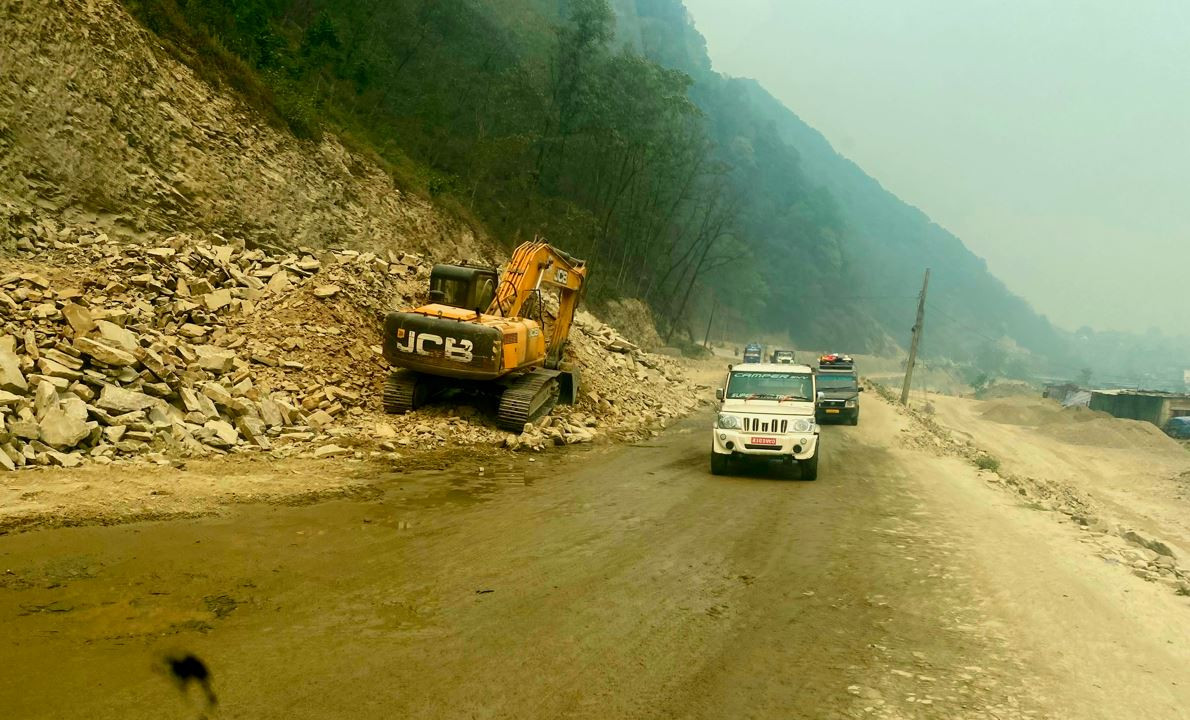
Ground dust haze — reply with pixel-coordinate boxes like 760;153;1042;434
685;0;1190;337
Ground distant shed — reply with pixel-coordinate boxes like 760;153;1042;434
1089;390;1190;427
1043;383;1093;408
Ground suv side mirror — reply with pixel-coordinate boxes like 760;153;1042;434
816;391;825;402
715;388;724;401
858;387;865;393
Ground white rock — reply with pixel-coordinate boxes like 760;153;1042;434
95;320;140;352
195;345;236;373
313;444;350;458
39;408;91;449
0;336;28;393
236;416;270;448
199;382;235;409
45;450;83;468
204;419;240;445
96;385;159;413
34;381;59;420
307;410;334;428
61;394;89;422
203;289;233;312
259;398;285;427
75;337;138;367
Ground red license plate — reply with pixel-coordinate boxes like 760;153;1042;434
750;437;778;446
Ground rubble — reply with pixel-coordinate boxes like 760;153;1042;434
0;226;708;472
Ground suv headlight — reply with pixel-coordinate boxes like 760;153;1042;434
845;399;857;408
792;418;813;433
717;413;740;430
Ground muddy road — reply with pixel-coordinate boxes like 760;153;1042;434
2;398;1189;719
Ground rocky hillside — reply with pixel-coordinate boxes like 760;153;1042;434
0;0;710;474
0;0;471;257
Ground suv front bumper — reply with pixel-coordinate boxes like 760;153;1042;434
712;429;819;460
817;406;858;423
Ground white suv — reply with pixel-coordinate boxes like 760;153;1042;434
711;363;820;480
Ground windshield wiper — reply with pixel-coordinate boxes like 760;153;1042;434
778;395;810;403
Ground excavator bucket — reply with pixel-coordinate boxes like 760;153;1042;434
556;364;580;405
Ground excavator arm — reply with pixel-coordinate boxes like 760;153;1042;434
489;239;587;368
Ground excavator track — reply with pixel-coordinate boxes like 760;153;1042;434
382;370;420;414
496;371;561;432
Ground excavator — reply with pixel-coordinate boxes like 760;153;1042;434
381;239;588;431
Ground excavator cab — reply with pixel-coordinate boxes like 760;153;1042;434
428;264;498;312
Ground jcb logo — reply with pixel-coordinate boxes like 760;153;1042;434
394;330;474;363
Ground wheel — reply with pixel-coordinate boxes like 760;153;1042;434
710;450;730;476
780;460;800;480
800;446;820;481
849;412;859;426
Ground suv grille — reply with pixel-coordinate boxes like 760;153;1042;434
742;417;789;433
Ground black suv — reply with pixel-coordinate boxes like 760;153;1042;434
815;354;861;425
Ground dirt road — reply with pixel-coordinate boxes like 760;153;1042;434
2;396;1188;719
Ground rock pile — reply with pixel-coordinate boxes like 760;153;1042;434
0;230;403;469
0;228;708;469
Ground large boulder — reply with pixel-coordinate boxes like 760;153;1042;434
39;408;91;450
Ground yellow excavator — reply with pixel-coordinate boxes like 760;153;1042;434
381;239;588;431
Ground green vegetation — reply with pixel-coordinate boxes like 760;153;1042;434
120;0;1074;368
974;455;1001;472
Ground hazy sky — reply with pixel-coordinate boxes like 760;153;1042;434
683;0;1189;336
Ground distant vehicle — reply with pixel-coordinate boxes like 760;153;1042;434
815;353;862;426
770;349;795;364
742;343;763;363
711;362;820;480
1165;417;1190;439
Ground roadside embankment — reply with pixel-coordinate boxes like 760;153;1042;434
871;382;1190;598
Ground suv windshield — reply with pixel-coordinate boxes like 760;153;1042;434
817;374;857;390
726;371;813;400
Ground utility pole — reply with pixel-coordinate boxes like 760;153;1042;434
900;269;931;405
703;299;718;349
